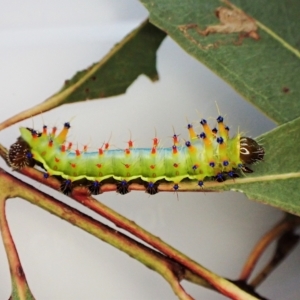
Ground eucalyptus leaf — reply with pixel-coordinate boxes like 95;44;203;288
140;0;300;124
56;19;166;104
221;116;300;215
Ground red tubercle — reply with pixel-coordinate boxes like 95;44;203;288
42;125;48;135
172;145;178;154
75;149;81;156
128;140;134;148
152;137;159;147
32;132;39;139
83;145;88;152
67;142;73;150
51;127;57;136
48;140;53;147
150;164;156;169
104;142;110;150
96;163;102;168
55;157;60;163
173;163;179;168
125;148;130;155
98;148;104;156
61;144;66;152
70;163;76;168
123;163;130;169
151;147;156;155
172;134;179;145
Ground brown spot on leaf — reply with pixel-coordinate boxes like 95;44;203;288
282;87;290;94
202;0;260;41
180;0;260;45
85;88;89;93
92;76;97;81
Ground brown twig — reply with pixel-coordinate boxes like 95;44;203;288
239;215;300;282
250;229;299;287
0;196;35;299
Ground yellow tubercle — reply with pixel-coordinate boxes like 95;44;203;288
187;144;197;154
56;123;70;143
218;122;228;141
187;126;197;140
202;123;214;140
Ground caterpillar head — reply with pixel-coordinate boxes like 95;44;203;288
6;127;43;169
240;137;265;164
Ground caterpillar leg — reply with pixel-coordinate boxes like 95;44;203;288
227;170;239;179
215;173;226;182
60;179;73;195
173;183;179;191
240;165;253;173
7;139;35;169
88;181;102;195
116;180;130;195
198;180;204;188
145;182;159;195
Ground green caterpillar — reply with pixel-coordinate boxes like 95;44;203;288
8;115;264;195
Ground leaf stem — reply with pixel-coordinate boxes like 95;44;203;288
0;195;35;300
72;193;258;300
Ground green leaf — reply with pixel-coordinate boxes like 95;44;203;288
140;0;300;124
220;116;300;215
55;19;166;104
0;20;166;130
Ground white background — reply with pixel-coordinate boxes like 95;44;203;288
0;1;299;299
